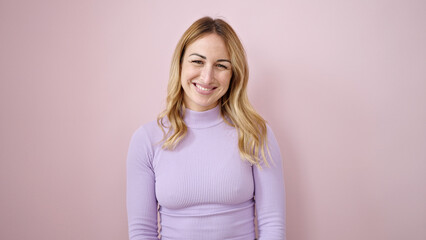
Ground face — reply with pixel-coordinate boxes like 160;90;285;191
180;33;232;111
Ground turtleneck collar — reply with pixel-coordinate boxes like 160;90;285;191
183;104;223;129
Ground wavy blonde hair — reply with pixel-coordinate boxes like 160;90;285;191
157;16;271;167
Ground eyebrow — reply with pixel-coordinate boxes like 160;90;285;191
189;53;231;63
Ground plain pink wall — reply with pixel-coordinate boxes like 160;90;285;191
1;0;425;239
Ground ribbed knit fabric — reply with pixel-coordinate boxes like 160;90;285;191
126;105;286;240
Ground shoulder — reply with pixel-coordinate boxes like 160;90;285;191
132;120;162;142
264;122;283;164
127;119;166;170
129;120;164;153
264;122;278;142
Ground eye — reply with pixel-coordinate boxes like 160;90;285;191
191;60;203;65
216;64;228;70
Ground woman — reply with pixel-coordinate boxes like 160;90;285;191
127;16;286;240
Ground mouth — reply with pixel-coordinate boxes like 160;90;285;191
192;83;217;95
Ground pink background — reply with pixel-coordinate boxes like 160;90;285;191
1;0;425;239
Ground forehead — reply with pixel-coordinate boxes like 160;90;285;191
185;33;229;58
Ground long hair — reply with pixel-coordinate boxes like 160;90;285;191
157;16;271;167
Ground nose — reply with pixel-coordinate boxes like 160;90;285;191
200;64;214;84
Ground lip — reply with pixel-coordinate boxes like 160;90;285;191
192;82;216;95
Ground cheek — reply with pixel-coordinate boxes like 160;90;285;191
218;72;232;89
181;65;199;82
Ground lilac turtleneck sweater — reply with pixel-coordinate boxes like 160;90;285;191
126;105;286;240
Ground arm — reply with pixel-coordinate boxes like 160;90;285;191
126;126;159;240
253;124;286;239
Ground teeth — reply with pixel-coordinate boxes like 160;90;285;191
195;84;212;91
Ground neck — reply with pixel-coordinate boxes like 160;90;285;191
183;104;223;129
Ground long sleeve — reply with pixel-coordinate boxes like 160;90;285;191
253;124;286;239
126;126;159;240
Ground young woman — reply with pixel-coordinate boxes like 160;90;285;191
127;16;286;240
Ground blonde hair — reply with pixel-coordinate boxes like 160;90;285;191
157;16;271;167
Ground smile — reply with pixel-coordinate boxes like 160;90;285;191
193;83;217;95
